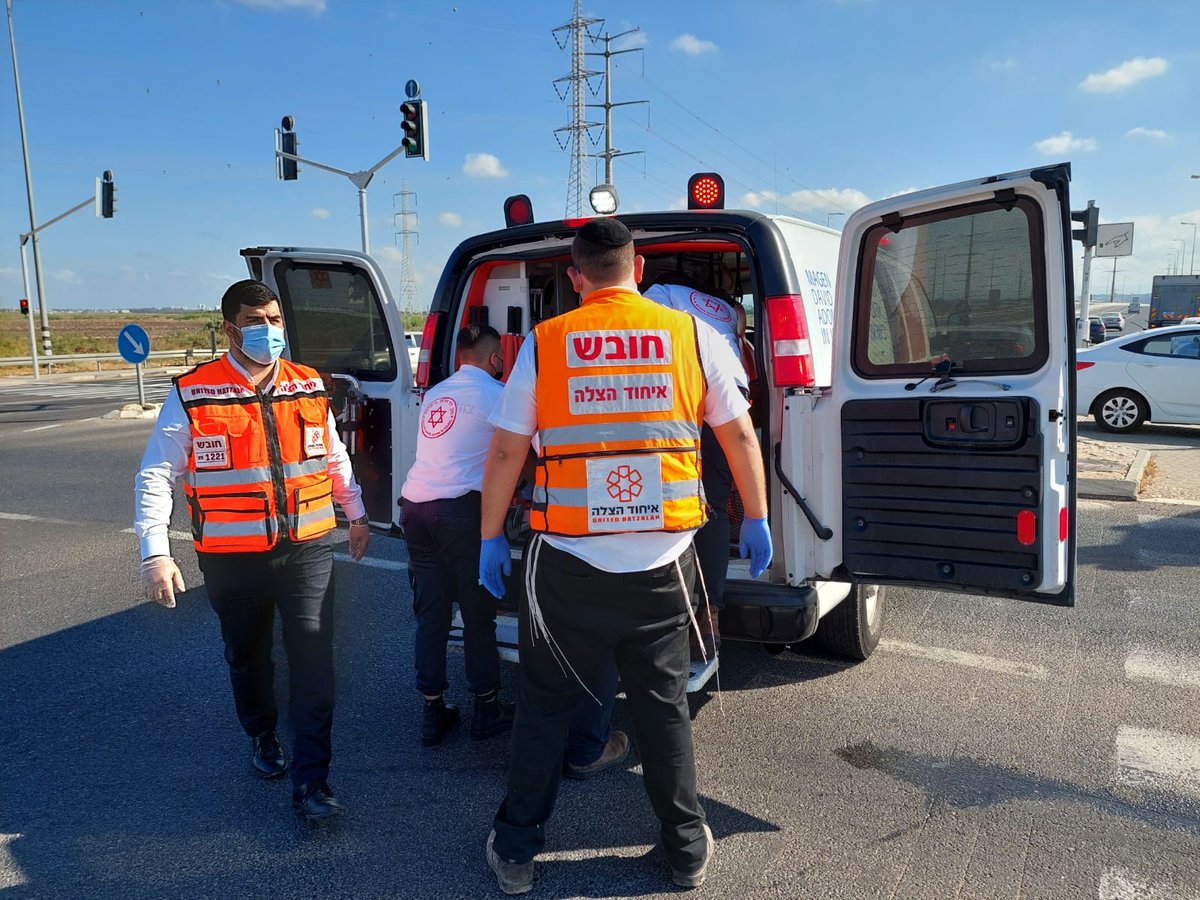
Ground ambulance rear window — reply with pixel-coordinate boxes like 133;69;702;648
852;197;1048;377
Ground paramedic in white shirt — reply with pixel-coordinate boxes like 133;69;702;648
644;277;751;650
399;323;515;747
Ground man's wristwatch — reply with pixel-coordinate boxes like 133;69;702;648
349;515;370;527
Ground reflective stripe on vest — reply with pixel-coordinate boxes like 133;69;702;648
531;288;707;536
178;355;335;553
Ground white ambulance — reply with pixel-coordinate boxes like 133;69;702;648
241;164;1079;685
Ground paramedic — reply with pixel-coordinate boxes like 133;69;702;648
134;279;370;822
478;217;773;893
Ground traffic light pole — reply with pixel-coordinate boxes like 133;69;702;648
18;235;39;379
16;192;100;377
1078;244;1094;349
276;144;410;256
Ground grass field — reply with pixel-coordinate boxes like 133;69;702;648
1;309;431;375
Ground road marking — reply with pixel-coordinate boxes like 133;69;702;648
21;422;66;432
333;552;407;571
1114;726;1200;801
1099;866;1200;900
880;640;1048;680
0;833;27;889
1125;649;1200;691
0;511;87;527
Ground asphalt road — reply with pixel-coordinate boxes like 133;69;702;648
2;403;1199;898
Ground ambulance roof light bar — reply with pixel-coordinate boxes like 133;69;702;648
688;172;725;210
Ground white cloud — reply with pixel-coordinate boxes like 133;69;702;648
229;0;325;12
51;269;82;285
613;30;647;51
1125;126;1168;140
1080;57;1168;93
375;246;403;264
311;207;330;219
671;33;717;55
438;212;463;227
463;153;508;179
1033;131;1097;155
742;187;871;215
981;56;1018;74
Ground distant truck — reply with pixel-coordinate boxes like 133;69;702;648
1148;275;1200;328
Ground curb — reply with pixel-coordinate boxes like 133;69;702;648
1078;449;1152;501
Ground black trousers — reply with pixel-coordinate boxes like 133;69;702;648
693;423;733;610
492;540;707;872
198;534;335;789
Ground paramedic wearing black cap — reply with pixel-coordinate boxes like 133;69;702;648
477;217;773;893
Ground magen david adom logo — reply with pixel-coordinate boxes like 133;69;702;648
421;397;457;439
606;465;643;503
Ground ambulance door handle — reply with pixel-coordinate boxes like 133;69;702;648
773;442;833;541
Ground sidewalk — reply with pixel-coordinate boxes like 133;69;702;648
1077;422;1200;504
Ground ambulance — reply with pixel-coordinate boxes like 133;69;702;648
241;163;1079;687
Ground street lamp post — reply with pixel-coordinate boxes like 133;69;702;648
1182;222;1198;276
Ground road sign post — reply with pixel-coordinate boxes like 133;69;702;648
118;323;152;407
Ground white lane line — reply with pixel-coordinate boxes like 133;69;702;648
879;640;1048;680
0;832;27;889
0;511;87;527
21;422;66;432
1114;726;1200;801
333;552;407;571
1125;649;1200;691
1099;866;1200;900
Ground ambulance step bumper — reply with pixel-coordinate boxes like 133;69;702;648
720;581;820;645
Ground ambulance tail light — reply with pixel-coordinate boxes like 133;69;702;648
415;311;443;388
765;294;815;388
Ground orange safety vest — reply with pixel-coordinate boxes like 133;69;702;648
531;287;708;536
176;355;336;553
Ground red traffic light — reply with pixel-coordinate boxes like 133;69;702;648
504;194;534;228
688;172;725;210
19;298;29;316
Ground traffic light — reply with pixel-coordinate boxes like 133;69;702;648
1071;205;1099;248
97;170;116;218
400;100;429;161
19;298;29;316
278;115;299;181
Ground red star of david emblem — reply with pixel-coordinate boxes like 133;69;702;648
429;409;445;427
606;465;643;503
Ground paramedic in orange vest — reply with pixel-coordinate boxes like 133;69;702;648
478;218;773;893
134;280;370;823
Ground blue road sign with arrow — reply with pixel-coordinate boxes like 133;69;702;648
118;323;151;364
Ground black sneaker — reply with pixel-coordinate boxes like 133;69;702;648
471;693;515;741
292;780;344;822
421;697;460;747
251;731;288;779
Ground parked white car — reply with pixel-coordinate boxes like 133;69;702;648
1076;324;1200;432
404;331;421;371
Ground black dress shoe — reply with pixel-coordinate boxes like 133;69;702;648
471;693;514;741
421;697;460;747
251;732;288;779
292;781;344;821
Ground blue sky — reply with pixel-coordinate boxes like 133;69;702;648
2;0;1198;314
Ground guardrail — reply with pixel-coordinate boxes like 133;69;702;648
0;349;216;370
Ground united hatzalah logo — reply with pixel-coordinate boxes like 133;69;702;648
606;465;643;503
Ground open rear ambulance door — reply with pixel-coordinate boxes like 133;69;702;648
815;164;1076;604
242;246;421;529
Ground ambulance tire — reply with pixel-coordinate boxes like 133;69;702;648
817;584;886;661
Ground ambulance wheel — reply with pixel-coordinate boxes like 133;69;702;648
817;584;885;661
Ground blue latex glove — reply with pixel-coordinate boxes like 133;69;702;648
479;535;512;600
739;516;773;579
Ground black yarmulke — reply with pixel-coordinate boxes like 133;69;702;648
576;216;632;247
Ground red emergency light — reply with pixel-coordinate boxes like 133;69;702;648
504;194;534;228
688;172;725;210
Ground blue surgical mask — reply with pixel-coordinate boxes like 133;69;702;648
235;323;286;365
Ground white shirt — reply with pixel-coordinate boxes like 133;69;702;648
133;353;366;561
401;364;504;503
489;309;748;573
643;283;748;393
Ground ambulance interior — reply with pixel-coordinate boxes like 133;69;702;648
450;243;761;582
